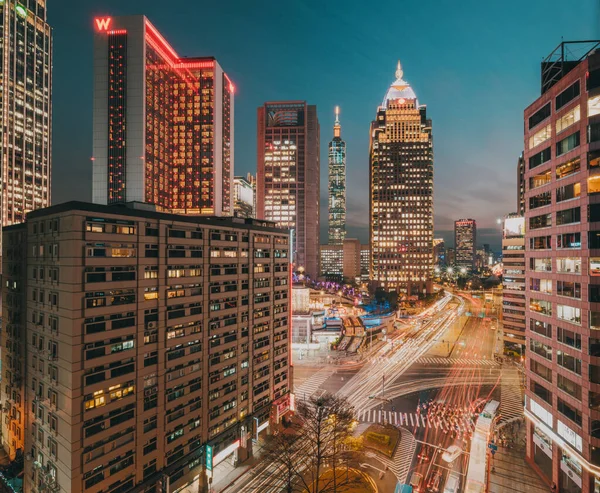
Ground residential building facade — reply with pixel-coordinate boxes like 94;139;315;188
257;101;320;278
92;15;234;216
2;201;291;493
369;61;434;295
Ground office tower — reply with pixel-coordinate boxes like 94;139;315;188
92;15;234;216
433;238;445;267
0;0;52;460
328;106;346;245
369;61;433;295
518;152;526;215
319;238;363;283
3;201;290;492
234;174;255;218
320;244;343;281
454;219;476;271
360;245;370;284
524;41;600;493
257;101;320;278
501;214;526;351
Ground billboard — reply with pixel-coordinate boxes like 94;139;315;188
504;217;524;238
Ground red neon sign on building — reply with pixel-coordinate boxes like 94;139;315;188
94;17;112;32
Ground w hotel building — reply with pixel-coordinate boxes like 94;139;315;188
524;41;600;492
92;15;234;216
1;201;291;493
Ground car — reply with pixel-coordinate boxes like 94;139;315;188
443;472;461;493
428;470;443;492
410;473;424;492
442;444;462;463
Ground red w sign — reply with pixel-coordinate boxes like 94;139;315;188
94;17;112;32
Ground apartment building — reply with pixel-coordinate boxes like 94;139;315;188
1;201;291;493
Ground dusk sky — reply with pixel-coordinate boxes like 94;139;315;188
52;0;599;250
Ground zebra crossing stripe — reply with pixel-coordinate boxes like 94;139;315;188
421;415;426;427
394;413;398;425
409;414;414;426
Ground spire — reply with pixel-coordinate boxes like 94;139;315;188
395;59;403;80
333;106;341;138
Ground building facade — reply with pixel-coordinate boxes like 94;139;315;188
233;174;255;219
328;106;346;245
0;0;52;224
360;245;370;284
518;152;526;215
92;15;234;216
369;61;434;295
257;101;320;278
320;239;368;283
454;219;477;271
524;41;600;493
1;201;291;493
502;214;526;351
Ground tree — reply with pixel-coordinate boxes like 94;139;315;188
253;428;303;493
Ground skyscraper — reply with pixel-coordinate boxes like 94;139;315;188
92;15;234;216
233;174;256;218
454;219;476;271
0;0;52;460
257;101;320;278
0;0;52;225
369;61;433;295
524;40;600;492
328;106;346;245
518;152;526;215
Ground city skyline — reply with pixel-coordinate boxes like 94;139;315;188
49;1;599;251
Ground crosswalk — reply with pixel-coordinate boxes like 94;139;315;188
498;366;524;427
366;428;416;483
356;408;475;433
417;357;499;366
293;368;335;401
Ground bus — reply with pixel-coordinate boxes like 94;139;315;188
464;400;499;493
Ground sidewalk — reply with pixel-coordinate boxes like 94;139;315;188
488;425;549;493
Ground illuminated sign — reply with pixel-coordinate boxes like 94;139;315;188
529;397;553;428
205;444;213;471
558;420;583;452
94;17;112;32
15;3;27;18
591;258;600;276
504;216;525;238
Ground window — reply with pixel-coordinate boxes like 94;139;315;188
555;80;580;111
529;169;552;189
529;147;552;170
530;319;552;338
529;191;551;210
556;183;581;202
557;232;581;249
531;381;552;405
530;278;552;294
556;131;580;156
557;373;581;400
556;157;580;179
529;124;551;149
590;232;600;249
589;94;600;117
590;337;600;357
590;284;600;301
556;280;581;299
557;304;581;325
558;327;581;350
529;236;551;250
529;103;551;129
591;205;600;223
529;213;552;230
530;339;552;360
556;207;580;225
590;122;600;144
530;299;552;316
530;257;552;272
589;175;600;194
530;359;552;382
556;257;581;274
557;398;582;426
556;105;580;133
557;350;582;375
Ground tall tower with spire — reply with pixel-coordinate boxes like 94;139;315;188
328;106;347;245
369;60;434;295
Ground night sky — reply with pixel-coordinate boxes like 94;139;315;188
51;0;599;251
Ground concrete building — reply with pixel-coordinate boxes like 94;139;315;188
369;61;434;295
524;40;600;492
319;239;367;283
319;244;343;281
360;245;370;284
454;219;476;271
433;238;445;267
257;102;320;278
233;174;255;219
0;0;52;244
502;214;526;351
92;15;234;216
1;201;291;493
328;106;346;245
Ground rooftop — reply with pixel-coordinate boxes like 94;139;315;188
382;60;418;108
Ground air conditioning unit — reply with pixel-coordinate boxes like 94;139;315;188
147;321;157;330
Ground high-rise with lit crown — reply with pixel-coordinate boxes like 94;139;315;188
257;101;320;278
328;106;346;245
92;15;234;216
0;0;52;225
369;61;433;295
0;0;52;460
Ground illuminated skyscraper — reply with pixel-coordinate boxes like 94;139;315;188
369;61;433;295
92;15;234;216
233;174;255;218
454;218;477;270
0;0;52;225
257;101;320;278
328;106;346;245
0;0;52;460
